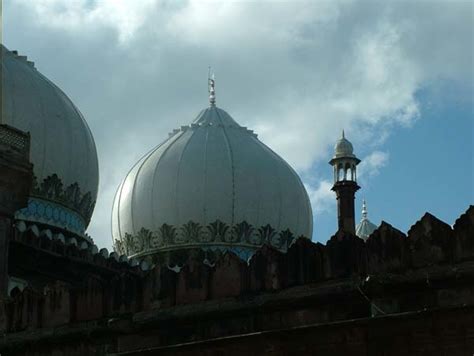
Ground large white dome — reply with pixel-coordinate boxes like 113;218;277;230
112;105;313;258
1;46;99;236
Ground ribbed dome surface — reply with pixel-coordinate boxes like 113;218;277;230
356;201;377;241
112;106;313;257
2;45;99;235
356;218;377;241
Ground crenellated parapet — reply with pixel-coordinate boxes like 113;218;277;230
365;221;407;274
142;206;474;309
407;212;454;267
453;205;474;261
2;206;474;343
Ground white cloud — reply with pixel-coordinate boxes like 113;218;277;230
5;0;472;247
13;0;157;43
358;151;390;182
305;180;335;215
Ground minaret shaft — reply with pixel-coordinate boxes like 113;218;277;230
332;181;360;235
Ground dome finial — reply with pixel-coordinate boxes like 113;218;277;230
362;199;368;219
342;129;345;139
208;66;216;106
356;199;377;241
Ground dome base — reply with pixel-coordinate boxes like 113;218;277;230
15;197;88;237
114;220;306;259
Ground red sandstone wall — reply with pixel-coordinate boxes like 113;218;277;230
0;206;473;351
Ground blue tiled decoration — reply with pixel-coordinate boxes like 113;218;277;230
15;197;86;236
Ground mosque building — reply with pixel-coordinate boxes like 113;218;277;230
0;45;473;355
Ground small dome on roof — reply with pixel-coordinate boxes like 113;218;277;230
356;200;377;241
333;130;355;158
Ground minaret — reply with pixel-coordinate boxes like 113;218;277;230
329;131;361;235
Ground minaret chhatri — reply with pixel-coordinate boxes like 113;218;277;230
329;131;361;235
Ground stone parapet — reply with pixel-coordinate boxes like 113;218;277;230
0;124;32;299
1;206;473;354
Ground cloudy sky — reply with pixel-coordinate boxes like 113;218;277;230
3;0;473;249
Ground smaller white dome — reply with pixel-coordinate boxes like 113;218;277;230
356;200;377;241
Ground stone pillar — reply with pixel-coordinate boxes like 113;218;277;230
332;180;360;235
0;124;33;298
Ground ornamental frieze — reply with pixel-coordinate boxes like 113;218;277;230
30;174;95;223
114;220;297;257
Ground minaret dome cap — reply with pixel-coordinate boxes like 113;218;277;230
333;130;355;158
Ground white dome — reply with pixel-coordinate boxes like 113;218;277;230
1;46;99;236
356;200;377;241
112;106;313;257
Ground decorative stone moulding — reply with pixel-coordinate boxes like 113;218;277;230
15;174;96;236
30;174;95;223
113;219;300;260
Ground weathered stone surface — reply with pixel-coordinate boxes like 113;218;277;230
408;213;454;268
366;221;408;273
453;205;474;262
2;207;474;355
73;278;105;322
5;287;42;332
175;252;210;304
326;231;367;278
2;304;473;355
42;281;70;328
248;244;286;292
210;252;247;299
287;238;326;284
